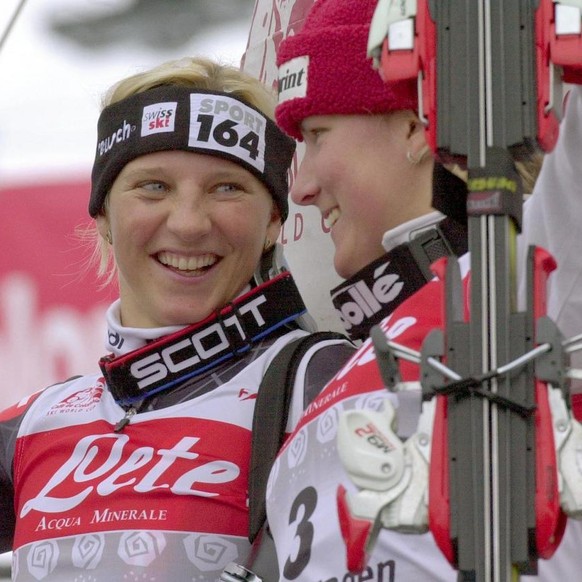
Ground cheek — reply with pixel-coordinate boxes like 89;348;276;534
111;215;155;265
319;152;345;187
222;207;269;254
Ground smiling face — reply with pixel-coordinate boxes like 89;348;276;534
97;150;281;328
290;111;434;279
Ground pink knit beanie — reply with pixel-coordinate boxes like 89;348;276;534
275;0;418;141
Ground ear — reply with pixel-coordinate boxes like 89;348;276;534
95;213;111;242
406;114;430;163
266;203;282;245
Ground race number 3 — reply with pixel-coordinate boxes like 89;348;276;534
189;94;266;173
283;486;317;580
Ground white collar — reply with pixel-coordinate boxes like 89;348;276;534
382;211;445;252
104;300;183;356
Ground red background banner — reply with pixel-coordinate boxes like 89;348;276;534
0;180;115;408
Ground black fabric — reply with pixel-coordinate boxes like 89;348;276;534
301;341;356;406
90;86;296;219
0;415;20;551
248;331;349;543
432;162;469;225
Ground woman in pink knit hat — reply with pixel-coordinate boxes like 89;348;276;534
276;0;469;345
235;0;582;580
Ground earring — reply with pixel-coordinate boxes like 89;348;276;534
263;237;272;251
406;144;430;165
105;231;112;245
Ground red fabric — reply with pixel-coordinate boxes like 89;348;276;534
275;0;417;140
571;392;582;422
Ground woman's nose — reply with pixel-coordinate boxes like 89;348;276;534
290;155;319;207
166;193;212;240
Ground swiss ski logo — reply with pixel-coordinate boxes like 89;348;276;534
141;101;177;136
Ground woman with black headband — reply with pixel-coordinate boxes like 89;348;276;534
0;56;354;581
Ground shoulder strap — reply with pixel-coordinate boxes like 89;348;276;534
248;331;347;542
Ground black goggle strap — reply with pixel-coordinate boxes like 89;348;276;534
100;272;306;405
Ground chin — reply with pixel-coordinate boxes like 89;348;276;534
334;256;356;280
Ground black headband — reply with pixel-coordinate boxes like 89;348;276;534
90;86;296;220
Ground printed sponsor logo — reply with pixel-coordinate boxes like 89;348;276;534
97;120;135;156
20;434;240;516
33;506;167;534
467;190;503;214
189;94;266;172
108;329;125;350
313;559;396;581
354;422;397;454
35;515;81;532
141;101;178;136
298;382;349;431
332;263;404;331
91;507;167;524
47;384;104;416
238;388;257;401
468;176;517;193
277;55;309;103
130;295;267;390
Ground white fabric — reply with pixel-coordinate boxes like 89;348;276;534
382;210;445;252
520;86;582;348
104;299;183;355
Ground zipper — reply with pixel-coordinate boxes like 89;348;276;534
114;406;137;433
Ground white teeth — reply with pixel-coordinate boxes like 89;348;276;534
158;252;217;272
324;207;341;230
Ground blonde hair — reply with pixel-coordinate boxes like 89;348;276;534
444;150;544;195
102;56;277;116
90;56;278;282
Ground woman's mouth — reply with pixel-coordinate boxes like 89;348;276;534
157;251;218;275
324;207;341;230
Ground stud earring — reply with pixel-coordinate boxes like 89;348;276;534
263;237;272;251
105;231;112;245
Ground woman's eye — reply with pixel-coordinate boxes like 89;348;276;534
215;183;244;194
139;181;167;193
304;127;325;142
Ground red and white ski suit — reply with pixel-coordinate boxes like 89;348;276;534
266;86;582;581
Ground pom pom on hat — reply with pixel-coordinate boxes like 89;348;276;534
275;0;417;141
